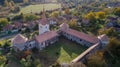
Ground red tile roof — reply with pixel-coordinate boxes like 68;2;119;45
12;34;28;45
36;31;58;43
62;28;99;44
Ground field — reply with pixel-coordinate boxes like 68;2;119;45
35;37;87;66
20;4;61;14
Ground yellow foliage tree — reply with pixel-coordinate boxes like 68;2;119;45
96;11;106;19
69;19;77;29
85;12;96;23
65;8;70;14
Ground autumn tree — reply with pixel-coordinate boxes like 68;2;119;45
87;51;107;67
65;8;70;14
50;11;60;18
96;11;106;19
113;7;120;17
106;38;120;58
0;56;6;65
69;19;78;30
85;12;96;23
0;18;9;30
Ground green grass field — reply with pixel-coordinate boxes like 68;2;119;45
38;37;87;66
20;4;61;14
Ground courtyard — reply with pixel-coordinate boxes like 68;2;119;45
33;37;87;66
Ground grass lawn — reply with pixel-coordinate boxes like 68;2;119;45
36;37;87;66
20;4;61;14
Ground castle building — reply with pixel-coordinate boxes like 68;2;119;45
11;8;109;57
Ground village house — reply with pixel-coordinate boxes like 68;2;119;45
12;34;28;51
3;24;13;33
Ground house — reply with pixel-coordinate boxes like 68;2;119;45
12;34;28;51
13;22;23;31
3;24;13;33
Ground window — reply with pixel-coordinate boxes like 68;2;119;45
79;39;82;41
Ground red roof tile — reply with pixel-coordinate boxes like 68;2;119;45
62;28;99;44
36;31;58;43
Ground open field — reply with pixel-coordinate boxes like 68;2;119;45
35;37;87;66
20;4;61;14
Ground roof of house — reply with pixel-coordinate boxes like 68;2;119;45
62;28;99;44
60;22;69;30
36;31;58;43
14;22;22;28
3;24;13;31
12;34;28;45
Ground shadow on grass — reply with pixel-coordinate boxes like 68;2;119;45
32;37;87;67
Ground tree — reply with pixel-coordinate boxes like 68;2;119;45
0;56;6;65
87;52;107;67
106;38;120;58
85;12;96;23
50;11;60;18
4;0;9;7
65;8;70;14
113;8;120;17
69;19;78;30
96;11;106;19
24;14;39;21
0;18;9;30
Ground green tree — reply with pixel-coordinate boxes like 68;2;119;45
0;18;9;30
87;52;107;67
0;56;6;65
96;11;106;19
50;11;60;18
113;8;120;17
24;14;39;21
85;12;96;23
106;38;120;57
69;19;78;30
